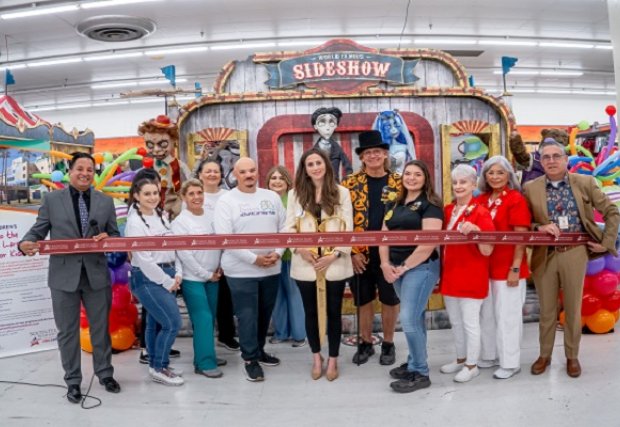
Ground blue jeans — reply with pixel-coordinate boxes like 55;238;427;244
130;266;181;371
393;258;440;376
271;260;306;341
226;274;279;361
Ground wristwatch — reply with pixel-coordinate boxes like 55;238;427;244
510;267;520;273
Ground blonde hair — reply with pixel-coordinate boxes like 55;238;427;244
180;178;204;196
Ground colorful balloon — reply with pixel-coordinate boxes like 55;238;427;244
112;285;132;308
586;257;606;275
582;293;602;316
110;326;136;351
604;253;620;272
112;262;131;285
586;309;616;334
80;328;93;353
591;270;618;298
604;290;620;312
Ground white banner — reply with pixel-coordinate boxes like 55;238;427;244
0;208;57;358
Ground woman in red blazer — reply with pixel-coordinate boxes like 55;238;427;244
440;164;495;383
477;155;531;380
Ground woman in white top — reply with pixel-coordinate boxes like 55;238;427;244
196;159;239;351
286;148;353;381
125;177;184;386
172;179;223;378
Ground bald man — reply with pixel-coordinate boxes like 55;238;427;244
213;158;287;382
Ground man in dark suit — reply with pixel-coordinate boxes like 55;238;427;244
19;152;122;403
524;139;620;378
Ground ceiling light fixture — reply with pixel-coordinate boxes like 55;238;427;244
91;82;138;89
0;64;27;71
539;70;584;76
145;46;208;55
595;44;613;50
81;0;162;9
1;5;79;20
354;38;411;45
539;42;594;49
137;78;187;85
479;40;538;46
413;38;477;45
277;40;328;47
27;58;83;67
493;70;540;75
84;52;144;61
210;42;276;50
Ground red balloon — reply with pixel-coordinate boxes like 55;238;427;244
604;290;620;312
136;147;147;156
582;293;602;316
605;105;617;117
80;310;89;328
112;285;132;309
591;270;618;298
583;276;595;295
142;157;154;168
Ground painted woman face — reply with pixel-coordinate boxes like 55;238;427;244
314;113;338;140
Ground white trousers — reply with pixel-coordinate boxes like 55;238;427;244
480;279;527;369
444;296;483;366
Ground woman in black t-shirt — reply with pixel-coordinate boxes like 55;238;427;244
379;160;444;394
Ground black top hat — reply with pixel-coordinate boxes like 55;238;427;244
355;130;390;155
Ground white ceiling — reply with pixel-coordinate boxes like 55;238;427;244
0;0;615;110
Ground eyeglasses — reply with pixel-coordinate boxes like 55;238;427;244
540;153;565;162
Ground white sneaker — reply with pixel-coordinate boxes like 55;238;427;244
493;367;521;379
477;359;499;368
454;366;480;383
149;366;184;376
150;368;185;386
440;361;464;374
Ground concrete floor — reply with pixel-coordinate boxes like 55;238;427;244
0;323;618;427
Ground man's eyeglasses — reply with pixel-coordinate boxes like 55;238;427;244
541;153;565;162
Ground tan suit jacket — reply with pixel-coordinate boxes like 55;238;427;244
524;173;620;274
285;185;354;282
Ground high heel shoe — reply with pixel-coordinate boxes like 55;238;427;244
326;358;338;381
311;355;324;380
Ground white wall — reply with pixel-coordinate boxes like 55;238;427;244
40;95;617;139
509;94;616;125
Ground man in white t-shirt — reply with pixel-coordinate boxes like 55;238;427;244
214;158;286;382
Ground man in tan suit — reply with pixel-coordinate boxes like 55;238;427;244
524;139;619;378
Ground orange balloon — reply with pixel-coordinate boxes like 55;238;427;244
586;309;616;334
80;328;93;353
110;326;136;351
558;311;566;326
93;153;104;164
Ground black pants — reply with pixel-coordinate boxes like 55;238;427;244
216;275;237;342
296;279;346;357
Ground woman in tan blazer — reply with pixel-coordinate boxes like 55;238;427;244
285;148;353;381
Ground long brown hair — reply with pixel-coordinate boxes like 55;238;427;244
396;160;442;208
294;148;340;216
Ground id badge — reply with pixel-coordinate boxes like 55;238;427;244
558;216;569;230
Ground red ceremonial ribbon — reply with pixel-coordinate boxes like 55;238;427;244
37;231;592;255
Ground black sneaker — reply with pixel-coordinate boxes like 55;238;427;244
217;338;241;351
139;350;149;365
352;342;375;364
389;362;410;380
379;342;396;366
258;352;280;366
244;361;264;382
169;349;181;358
390;372;431;393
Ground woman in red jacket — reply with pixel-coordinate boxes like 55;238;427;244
440;164;495;383
477;155;531;379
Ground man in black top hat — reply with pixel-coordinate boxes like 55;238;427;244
342;130;402;366
312;107;353;181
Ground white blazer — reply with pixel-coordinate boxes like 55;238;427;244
285;185;354;281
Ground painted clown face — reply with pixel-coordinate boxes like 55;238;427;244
314;113;338;140
144;131;175;160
